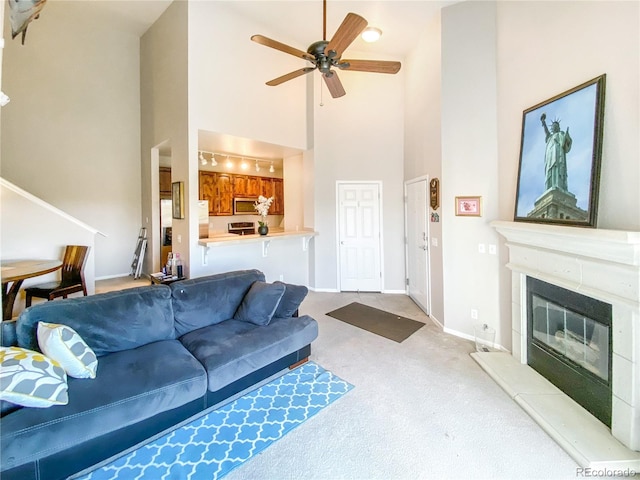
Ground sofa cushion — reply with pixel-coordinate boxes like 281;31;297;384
233;281;286;326
17;285;175;357
170;270;265;337
0;340;207;471
0;347;68;408
37;322;98;379
273;281;309;318
179;314;318;392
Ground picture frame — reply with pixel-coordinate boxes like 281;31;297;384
455;196;482;216
172;181;184;219
514;74;606;227
430;178;440;210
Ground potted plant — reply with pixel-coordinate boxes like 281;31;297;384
254;195;274;235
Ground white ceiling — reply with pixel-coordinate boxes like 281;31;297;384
85;0;454;162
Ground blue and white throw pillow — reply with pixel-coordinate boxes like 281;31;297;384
38;322;98;379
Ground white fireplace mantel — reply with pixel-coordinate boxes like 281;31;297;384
489;220;640;461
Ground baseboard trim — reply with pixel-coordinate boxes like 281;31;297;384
443;326;509;353
95;273;136;281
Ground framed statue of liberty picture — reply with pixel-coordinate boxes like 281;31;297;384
514;74;606;227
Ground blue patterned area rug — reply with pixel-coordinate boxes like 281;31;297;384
78;362;352;480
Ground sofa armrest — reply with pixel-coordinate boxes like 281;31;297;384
1;319;17;347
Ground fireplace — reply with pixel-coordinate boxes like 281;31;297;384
492;220;640;453
527;276;612;426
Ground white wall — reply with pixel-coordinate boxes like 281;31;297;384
1;1;142;279
440;1;502;344
418;0;640;351
403;12;444;321
496;0;640;231
184;1;309;279
140;1;189;276
1;182;98;317
312;58;406;292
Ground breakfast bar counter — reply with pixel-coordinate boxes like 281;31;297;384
194;229;317;285
198;228;317;247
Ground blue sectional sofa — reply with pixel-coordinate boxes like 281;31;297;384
0;269;318;480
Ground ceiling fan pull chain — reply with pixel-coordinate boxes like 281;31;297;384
319;75;324;107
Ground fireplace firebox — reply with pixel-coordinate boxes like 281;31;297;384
527;276;612;426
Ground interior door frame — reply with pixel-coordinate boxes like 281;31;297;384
404;175;431;315
335;180;384;292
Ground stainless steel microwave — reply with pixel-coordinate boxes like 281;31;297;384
233;197;257;215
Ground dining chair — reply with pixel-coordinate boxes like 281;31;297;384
25;245;90;307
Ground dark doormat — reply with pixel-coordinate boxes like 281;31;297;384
326;302;424;343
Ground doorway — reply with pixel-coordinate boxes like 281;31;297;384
337;182;382;292
405;178;430;313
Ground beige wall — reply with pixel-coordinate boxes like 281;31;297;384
403;0;640;350
1;1;142;279
312;51;407;292
140;0;189;275
403;12;444;322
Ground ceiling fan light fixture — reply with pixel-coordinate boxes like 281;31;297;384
361;27;382;43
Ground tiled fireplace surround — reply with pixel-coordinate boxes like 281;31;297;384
489;221;640;464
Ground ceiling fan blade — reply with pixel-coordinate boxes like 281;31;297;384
251;34;314;62
324;13;367;59
339;59;402;74
266;67;316;86
323;71;346;98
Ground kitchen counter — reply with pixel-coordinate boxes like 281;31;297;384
198;229;317;247
193;229;317;285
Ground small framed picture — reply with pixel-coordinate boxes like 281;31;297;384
172;181;184;219
455;196;482;216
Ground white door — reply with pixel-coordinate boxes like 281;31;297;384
405;179;430;313
338;183;382;292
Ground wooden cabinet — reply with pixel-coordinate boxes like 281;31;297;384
259;178;284;214
216;174;233;215
233;175;249;197
272;178;284;215
247;176;261;197
199;171;284;216
199;171;216;214
199;172;233;216
159;167;172;198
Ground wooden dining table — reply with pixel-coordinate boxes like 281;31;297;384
1;259;63;320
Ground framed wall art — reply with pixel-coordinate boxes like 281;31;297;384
172;181;184;219
455;196;482;217
514;74;606;227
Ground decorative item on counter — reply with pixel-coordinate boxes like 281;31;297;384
254;195;274;236
174;253;183;278
165;252;173;275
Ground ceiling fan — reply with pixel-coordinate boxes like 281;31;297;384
250;0;401;98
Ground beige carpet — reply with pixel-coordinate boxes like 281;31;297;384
225;290;579;480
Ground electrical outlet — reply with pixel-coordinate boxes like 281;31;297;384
489;244;497;255
471;309;479;320
279;274;284;281
478;244;486;254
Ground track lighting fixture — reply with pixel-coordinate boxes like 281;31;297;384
198;150;279;172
